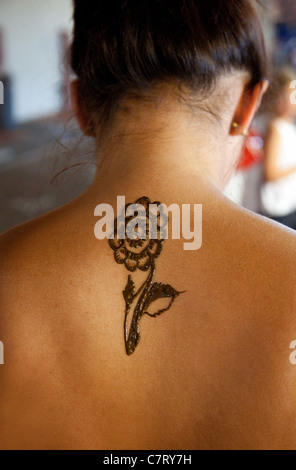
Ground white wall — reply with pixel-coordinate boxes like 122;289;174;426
0;0;72;123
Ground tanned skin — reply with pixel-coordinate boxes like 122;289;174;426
1;76;296;450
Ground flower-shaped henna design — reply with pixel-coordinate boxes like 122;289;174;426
109;196;184;356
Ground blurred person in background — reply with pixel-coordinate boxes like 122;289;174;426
261;68;296;228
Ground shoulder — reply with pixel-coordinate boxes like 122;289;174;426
226;204;296;320
207;198;296;305
0;199;98;276
0;203;107;329
270;118;289;134
0;210;95;432
0;217;59;363
268;118;296;144
0;220;55;442
230;209;296;438
232;203;296;273
0;209;84;336
0;215;60;301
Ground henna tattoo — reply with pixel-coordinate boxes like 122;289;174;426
109;197;184;356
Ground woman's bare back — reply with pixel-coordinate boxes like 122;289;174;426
1;189;296;450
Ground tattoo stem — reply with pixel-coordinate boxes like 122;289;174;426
125;259;155;355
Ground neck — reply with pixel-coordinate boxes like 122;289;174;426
87;105;241;203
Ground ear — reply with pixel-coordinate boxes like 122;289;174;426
71;80;95;137
230;80;269;136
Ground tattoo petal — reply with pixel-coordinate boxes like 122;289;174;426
137;253;152;271
147;240;162;258
115;247;128;264
109;234;124;251
135;197;150;212
125;257;138;272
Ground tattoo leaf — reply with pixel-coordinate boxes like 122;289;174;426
143;282;181;318
123;275;136;305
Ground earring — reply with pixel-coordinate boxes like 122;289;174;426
232;122;249;137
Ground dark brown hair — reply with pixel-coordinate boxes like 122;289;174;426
71;0;267;131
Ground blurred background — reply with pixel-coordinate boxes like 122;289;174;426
0;0;296;234
0;0;95;234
